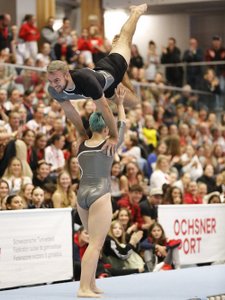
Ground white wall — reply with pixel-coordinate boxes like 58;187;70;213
16;0;36;26
104;11;190;62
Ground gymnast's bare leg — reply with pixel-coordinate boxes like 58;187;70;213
77;193;112;298
109;3;147;107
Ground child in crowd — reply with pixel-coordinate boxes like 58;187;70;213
102;220;145;275
140;222;181;272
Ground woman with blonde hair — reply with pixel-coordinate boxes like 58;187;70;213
150;154;170;189
52;170;76;208
3;157;32;194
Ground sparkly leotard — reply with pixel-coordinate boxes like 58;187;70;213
77;121;125;210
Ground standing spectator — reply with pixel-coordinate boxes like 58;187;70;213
41;16;58;48
183;38;204;89
199;68;221;111
145;40;159;82
57;17;72;46
205;35;225;89
77;28;94;67
89;25;106;64
161;37;183;87
18;14;40;60
0;14;12;51
22;90;35;121
129;44;145;81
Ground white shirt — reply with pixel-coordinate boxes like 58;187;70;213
45;145;65;172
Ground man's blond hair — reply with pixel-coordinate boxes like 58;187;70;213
47;60;69;74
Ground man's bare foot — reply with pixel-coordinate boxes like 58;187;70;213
130;4;148;15
77;288;102;298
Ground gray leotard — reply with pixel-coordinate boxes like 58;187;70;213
77;121;126;210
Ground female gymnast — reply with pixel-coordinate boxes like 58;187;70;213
76;85;126;298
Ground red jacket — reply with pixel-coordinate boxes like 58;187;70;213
19;22;40;42
184;193;203;204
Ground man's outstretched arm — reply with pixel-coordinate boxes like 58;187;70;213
60;100;88;140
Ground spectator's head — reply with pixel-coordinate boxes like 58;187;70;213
128;184;143;204
42;182;56;201
6;157;23;178
83;99;95;117
168;186;183;205
125;161;140;177
51;133;65;149
36;160;51;179
23;89;35;104
117;207;132;229
198;182;208;198
124;133;138;149
187;181;198;196
0;179;10;206
35;132;48;150
8;111;20;130
155;155;169;173
57;171;72;191
204;164;214;177
108;220;126;244
0;13;11;27
189;38;198;50
76;226;89;245
22;129;36;148
206;191;221;204
148;222;166;244
0;88;7;104
6;194;24;210
149;187;163;205
31;186;44;208
20;183;34;203
168;37;176;49
111;161;121;177
212;35;222;50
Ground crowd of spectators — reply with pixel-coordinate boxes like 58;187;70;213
0;12;225;277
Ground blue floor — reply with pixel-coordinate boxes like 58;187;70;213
0;265;225;300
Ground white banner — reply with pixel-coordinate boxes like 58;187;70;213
0;209;73;289
158;204;225;265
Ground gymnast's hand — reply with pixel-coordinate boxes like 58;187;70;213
103;137;118;156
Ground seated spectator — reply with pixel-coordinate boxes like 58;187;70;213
22;129;38;171
197;164;218;193
19;182;34;208
184;181;203;204
147;141;168;178
197;182;208;201
140;187;163;228
115;207;138;242
52;171;76;208
6;194;24;210
181;144;203;181
32;160;52;188
34;132;48;161
45;133;65;179
140;222;181;272
204;191;222;204
120;133;141;165
120;161;145;194
3;156;32;194
173;172;191;194
66;156;80;193
28;186;45;209
117;184;147;231
102;220;145;275
142;115;157;152
150;155;170;189
0;178;10;210
163;186;183;205
110;161;126;201
42;182;55;209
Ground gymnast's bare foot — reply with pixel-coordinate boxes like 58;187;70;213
92;286;104;294
130;3;148;15
77;288;102;298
